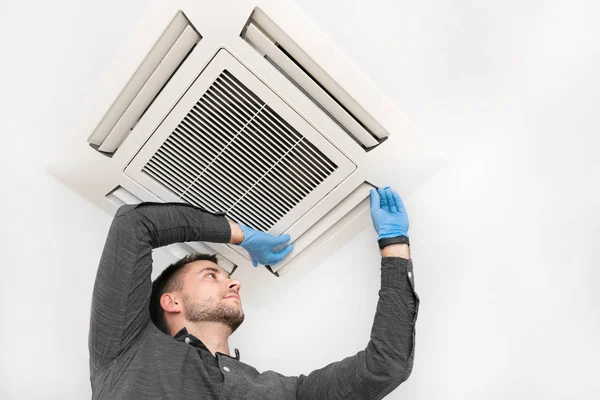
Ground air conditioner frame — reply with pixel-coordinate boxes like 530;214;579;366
47;0;444;294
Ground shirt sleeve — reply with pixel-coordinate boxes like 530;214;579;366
295;257;420;400
88;202;231;375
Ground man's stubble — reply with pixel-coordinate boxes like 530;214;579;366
182;293;245;333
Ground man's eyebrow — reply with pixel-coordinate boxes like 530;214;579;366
198;266;230;277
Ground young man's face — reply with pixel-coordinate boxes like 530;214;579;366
179;260;244;333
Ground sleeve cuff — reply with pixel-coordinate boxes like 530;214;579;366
381;257;415;291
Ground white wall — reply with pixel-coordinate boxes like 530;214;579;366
1;0;598;399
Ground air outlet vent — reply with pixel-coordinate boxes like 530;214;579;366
88;11;201;155
142;70;338;232
242;8;388;150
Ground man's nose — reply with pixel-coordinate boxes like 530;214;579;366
228;278;241;292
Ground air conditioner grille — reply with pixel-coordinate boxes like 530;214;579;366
142;70;338;231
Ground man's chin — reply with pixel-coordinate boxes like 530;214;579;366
223;297;242;308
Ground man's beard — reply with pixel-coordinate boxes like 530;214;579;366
181;294;245;334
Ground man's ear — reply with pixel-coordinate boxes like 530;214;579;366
160;293;183;314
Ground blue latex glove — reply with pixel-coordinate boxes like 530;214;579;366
239;224;294;267
370;186;409;240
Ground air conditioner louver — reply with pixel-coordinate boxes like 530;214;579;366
88;12;201;155
242;8;388;150
143;70;338;232
106;186;142;206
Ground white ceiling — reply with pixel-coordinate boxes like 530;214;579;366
1;0;598;399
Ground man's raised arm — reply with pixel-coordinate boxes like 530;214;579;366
295;187;420;400
88;202;232;375
88;201;294;377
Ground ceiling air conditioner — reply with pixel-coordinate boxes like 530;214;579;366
47;0;444;283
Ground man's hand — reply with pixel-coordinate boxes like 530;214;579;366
370;186;410;256
370;186;409;239
238;224;294;267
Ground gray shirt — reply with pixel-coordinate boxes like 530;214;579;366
89;202;420;399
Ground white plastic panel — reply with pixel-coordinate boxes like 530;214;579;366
243;9;388;144
125;49;356;238
89;12;201;153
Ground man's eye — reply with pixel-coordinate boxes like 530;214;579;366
207;273;216;278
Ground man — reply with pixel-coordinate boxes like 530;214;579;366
89;186;419;399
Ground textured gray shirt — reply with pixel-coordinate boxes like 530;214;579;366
89;202;420;399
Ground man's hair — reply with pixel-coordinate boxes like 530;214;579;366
149;253;218;334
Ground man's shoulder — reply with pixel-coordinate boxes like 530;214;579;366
91;324;186;398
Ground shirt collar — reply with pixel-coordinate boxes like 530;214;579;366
173;327;240;361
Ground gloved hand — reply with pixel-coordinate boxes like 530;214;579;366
239;224;294;267
370;186;409;240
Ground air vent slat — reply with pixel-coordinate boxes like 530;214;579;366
227;208;263;231
209;158;278;224
162;140;206;175
297;139;336;173
200;165;246;202
205;161;272;222
144;164;187;196
262;164;304;200
234;132;278;170
169;131;213;168
181;118;229;155
283;145;320;187
142;70;338;231
305;139;337;171
287;148;322;185
290;143;329;182
253;113;299;150
276;153;313;194
207;85;254;126
245;127;288;163
220;142;265;183
181;188;223;213
230;199;274;229
184;176;230;209
175;124;219;153
271;151;312;196
190;176;233;210
217;77;262;117
149;152;195;188
245;170;296;210
188;108;236;146
221;71;264;109
179;182;217;208
255;176;297;210
188;121;233;162
189;104;237;142
212;81;256;120
210;151;256;192
201;94;246;133
250;176;296;210
178;120;226;153
247;119;294;156
261;106;303;142
242;12;387;150
203;99;245;135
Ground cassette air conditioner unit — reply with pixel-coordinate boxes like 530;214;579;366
47;0;444;279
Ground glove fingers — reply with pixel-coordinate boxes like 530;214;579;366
269;243;294;265
385;187;398;213
392;191;406;213
270;233;291;246
377;188;389;210
369;189;380;211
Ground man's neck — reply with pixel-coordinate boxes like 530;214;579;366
183;321;232;357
